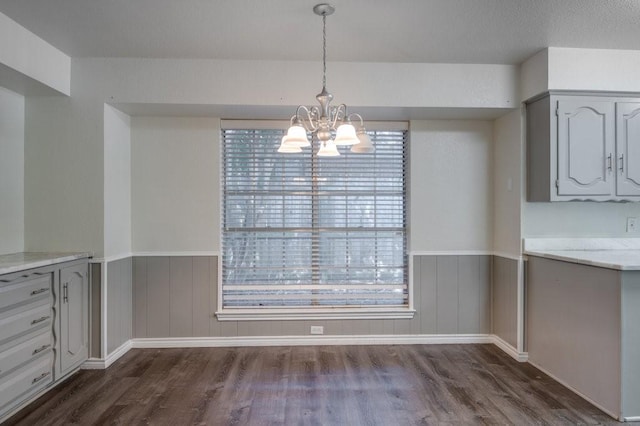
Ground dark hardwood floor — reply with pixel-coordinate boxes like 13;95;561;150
5;344;627;425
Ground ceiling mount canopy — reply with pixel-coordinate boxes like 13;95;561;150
278;3;373;156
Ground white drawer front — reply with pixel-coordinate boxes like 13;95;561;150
0;275;51;312
0;353;53;411
0;304;52;345
0;331;52;378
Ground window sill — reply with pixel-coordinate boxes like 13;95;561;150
215;307;416;321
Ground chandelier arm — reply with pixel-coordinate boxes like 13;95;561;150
331;104;348;128
347;113;365;127
309;106;322;129
296;105;319;132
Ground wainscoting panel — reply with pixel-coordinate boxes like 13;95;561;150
459;256;491;334
134;256;217;338
417;255;492;334
492;256;519;348
132;255;491;338
145;257;171;337
106;257;132;354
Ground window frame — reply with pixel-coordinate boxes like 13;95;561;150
216;120;414;321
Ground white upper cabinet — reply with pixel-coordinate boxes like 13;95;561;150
527;93;640;201
616;102;640;197
556;99;615;197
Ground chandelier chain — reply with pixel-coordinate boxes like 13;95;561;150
322;13;327;89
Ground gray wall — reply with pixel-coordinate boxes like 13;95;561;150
89;262;101;358
491;256;519;348
132;255;492;338
106;257;132;354
526;256;621;418
621;272;640;418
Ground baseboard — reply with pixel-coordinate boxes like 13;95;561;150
131;334;492;348
81;334;525;369
490;335;528;362
527;359;621;421
625;416;640;422
82;340;132;370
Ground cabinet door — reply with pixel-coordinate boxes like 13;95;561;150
556;99;615;197
616;102;640;197
59;264;88;375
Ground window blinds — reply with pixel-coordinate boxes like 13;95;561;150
221;125;407;310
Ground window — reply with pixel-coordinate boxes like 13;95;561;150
219;120;410;320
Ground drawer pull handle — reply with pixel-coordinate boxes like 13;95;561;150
30;288;49;296
30;316;50;326
32;344;51;355
32;372;50;385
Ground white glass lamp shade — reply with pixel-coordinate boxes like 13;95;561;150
282;124;311;147
351;129;374;153
334;123;359;146
317;140;340;157
278;136;302;153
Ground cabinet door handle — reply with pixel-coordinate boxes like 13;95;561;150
620;154;625;172
63;283;68;303
32;344;51;355
30;316;50;326
31;372;50;385
30;288;49;296
607;154;612;171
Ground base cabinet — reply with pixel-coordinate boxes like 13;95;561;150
0;258;89;421
59;264;89;376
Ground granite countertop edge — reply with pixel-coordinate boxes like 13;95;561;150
0;252;92;276
524;249;640;271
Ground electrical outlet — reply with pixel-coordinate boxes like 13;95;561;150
627;217;638;233
310;326;324;335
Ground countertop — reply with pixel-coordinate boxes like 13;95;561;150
0;252;92;275
523;238;640;271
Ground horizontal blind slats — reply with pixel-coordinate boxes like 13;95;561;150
222;127;407;309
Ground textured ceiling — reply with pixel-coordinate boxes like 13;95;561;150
1;0;639;64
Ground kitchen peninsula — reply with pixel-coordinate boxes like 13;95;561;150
524;239;640;421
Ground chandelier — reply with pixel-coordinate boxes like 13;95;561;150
278;3;374;156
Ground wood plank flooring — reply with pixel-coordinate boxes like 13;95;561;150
5;344;627;425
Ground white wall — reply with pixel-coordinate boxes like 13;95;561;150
410;120;494;253
131;116;220;253
548;47;640;93
75;58;518;111
493;109;523;256
0;87;24;255
104;105;132;258
523;203;640;237
24;93;104;256
0;11;70;95
131;117;494;254
520;49;548;101
522;47;640;100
